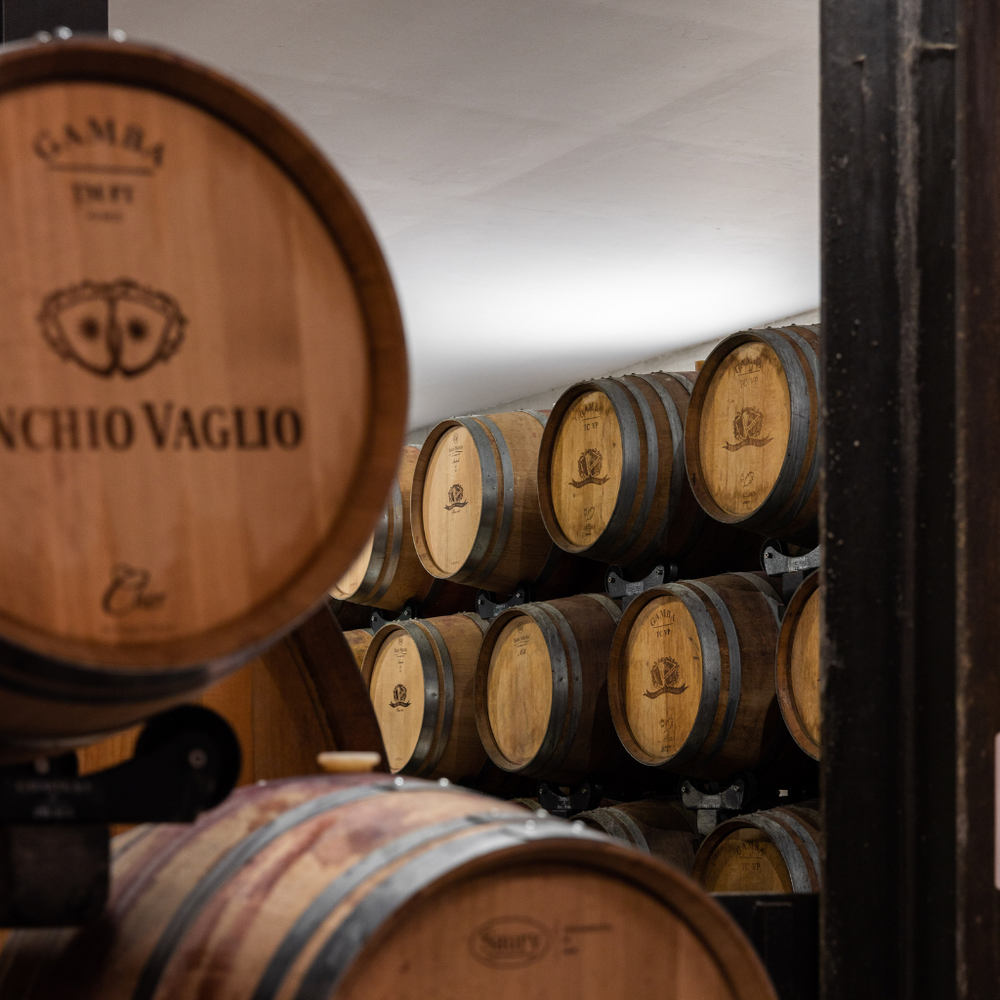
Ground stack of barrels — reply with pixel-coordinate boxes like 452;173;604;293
338;323;823;898
0;36;798;1000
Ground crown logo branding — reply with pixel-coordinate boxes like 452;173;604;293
722;405;773;452
569;448;610;488
38;279;186;378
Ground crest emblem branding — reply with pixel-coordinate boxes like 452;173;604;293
722;406;773;452
569;448;610;488
444;483;468;511
469;917;551;969
644;656;688;699
389;683;411;709
39;279;185;378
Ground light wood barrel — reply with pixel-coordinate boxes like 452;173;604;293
475;594;626;782
538;372;735;570
331;446;436;611
362;613;489;780
344;629;375;669
0;776;778;1000
574;799;699;873
0;39;406;759
411;411;557;592
775;571;820;760
692;804;822;893
685;327;819;540
609;573;784;778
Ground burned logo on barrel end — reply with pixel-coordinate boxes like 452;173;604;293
469;917;551;969
444;483;468;511
723;406;772;452
389;683;411;709
643;656;688;699
101;563;166;617
569;448;610;488
39;279;186;378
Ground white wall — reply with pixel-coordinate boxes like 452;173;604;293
405;306;819;444
112;0;820;428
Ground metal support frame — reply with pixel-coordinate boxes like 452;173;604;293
821;0;957;998
1;0;106;42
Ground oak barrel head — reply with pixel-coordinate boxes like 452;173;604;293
486;615;554;768
0;39;406;684
417;423;484;576
549;388;624;546
618;591;705;763
367;628;426;772
695;342;792;518
684;327;820;540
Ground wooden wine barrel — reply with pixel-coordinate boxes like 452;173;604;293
411;411;557;592
685;327;819;540
78;602;388;786
475;594;626;782
344;628;375;669
608;573;784;779
0;39;407;760
362;613;489;780
775;571;820;760
331;446;436;611
574;799;699;874
0;775;778;1000
692;804;822;893
537;372;753;573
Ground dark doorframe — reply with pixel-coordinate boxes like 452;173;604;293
1;0;106;42
955;1;1000;994
820;1;958;998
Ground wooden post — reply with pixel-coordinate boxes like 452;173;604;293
821;0;957;998
955;1;1000;993
1;0;106;42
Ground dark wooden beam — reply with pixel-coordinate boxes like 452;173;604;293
1;0;106;43
955;1;1000;994
820;0;957;998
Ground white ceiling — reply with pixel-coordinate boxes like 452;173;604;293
112;0;819;427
